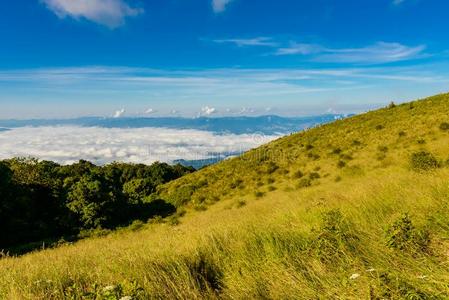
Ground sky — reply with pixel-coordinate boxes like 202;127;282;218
1;0;449;119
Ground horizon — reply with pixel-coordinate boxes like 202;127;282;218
2;1;449;118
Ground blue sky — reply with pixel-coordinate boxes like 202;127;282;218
1;0;449;118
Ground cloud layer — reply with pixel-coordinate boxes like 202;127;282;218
0;126;277;165
42;0;143;28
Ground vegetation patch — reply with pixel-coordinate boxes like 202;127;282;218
385;214;430;255
410;151;440;171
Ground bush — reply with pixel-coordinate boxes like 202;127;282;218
297;178;312;188
375;124;384;130
337;160;346;168
439;122;449;131
254;191;265;198
398;131;406;137
410;151;440;171
309;172;320;180
293;170;304;178
312;209;359;263
385;214;430;254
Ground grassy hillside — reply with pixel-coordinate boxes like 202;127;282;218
1;93;449;299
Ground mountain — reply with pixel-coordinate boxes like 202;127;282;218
1;94;449;299
0;114;349;135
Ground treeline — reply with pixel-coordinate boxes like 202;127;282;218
0;158;194;252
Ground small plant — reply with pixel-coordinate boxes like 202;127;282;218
267;177;275;184
267;185;277;192
337;160;346;168
305;144;314;150
410;151;440;171
293;170;304;178
385;214;430;254
254;191;265;198
235;199;246;208
334;176;342;182
352;139;362;146
297;178;312;188
332;148;342;155
309;172;320;180
312;209;359;263
439;122;449;131
398;131;406;137
417;138;426;144
388;101;396;109
375;124;384;130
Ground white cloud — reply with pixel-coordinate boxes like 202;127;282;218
0;126;277;165
113;108;125;118
213;37;278;47
275;41;426;64
316;42;426;64
145;108;156;114
212;0;233;13
42;0;143;28
200;106;217;116
275;43;323;55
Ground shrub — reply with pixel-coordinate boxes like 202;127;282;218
254;191;265;198
267;185;277;192
375;124;384;130
352;139;362;146
312;209;359;263
293;170;304;178
410;151;440;171
297;178;312;188
417;138;426;144
332;148;342;155
398;131;406;137
388;101;396;109
439;122;449;131
385;214;430;254
309;172;320;180
337;160;346;168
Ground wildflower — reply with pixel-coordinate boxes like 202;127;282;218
417;275;428;280
366;268;375;272
349;273;360;280
103;285;116;292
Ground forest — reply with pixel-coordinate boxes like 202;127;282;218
0;158;194;253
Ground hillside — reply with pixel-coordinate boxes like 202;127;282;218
1;93;449;299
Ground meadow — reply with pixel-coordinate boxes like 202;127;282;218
1;93;449;299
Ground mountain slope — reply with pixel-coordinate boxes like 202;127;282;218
1;93;449;299
158;93;449;209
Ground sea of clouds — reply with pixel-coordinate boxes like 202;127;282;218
0;126;278;165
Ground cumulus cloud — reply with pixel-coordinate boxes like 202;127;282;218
212;0;233;13
42;0;143;28
0;126;277;165
113;108;125;118
200;106;217;116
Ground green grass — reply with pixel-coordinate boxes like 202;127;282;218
1;93;449;299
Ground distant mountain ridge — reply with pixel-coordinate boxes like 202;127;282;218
0;114;350;135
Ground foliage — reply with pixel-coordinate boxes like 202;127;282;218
0;159;193;251
385;214;430;254
410;151;440;171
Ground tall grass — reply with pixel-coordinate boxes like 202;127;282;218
2;93;449;299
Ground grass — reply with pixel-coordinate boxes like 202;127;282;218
2;93;449;298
